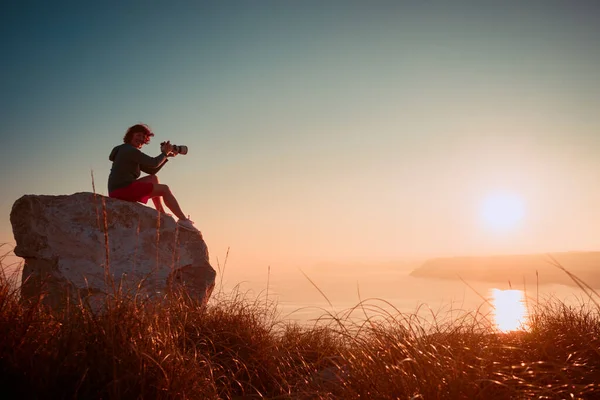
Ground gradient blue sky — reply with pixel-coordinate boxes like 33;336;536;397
2;1;600;275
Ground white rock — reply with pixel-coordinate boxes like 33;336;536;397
10;192;216;310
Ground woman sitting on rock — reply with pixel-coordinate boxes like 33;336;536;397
108;123;199;233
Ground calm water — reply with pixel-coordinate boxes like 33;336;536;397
220;267;592;331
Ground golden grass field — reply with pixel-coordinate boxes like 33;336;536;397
2;250;600;400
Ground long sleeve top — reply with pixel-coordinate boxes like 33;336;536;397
108;143;168;192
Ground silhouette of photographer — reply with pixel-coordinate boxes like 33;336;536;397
108;123;199;233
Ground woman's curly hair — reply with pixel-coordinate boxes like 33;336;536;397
123;124;154;145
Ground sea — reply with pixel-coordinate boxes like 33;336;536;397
217;263;596;331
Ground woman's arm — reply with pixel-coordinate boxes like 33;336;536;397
134;148;168;168
140;159;169;175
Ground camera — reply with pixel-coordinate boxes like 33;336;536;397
161;141;188;155
172;144;188;155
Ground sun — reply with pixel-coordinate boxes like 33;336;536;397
480;192;525;232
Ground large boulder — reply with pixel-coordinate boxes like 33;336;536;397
10;192;216;310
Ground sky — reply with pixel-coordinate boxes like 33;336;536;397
1;1;600;277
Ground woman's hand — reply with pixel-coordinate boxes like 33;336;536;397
160;141;173;155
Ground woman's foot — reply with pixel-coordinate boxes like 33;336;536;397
177;218;200;233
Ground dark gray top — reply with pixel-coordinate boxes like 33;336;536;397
108;143;168;192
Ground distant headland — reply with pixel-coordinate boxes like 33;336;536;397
410;251;600;288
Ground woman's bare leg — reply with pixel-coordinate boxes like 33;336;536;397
137;175;166;213
148;184;186;220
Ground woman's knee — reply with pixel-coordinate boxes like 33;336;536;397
152;183;171;196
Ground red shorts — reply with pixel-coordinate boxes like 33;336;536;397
109;181;154;204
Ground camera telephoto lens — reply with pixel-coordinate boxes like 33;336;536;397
173;145;188;155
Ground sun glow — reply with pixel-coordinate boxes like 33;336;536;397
490;289;529;332
480;192;525;232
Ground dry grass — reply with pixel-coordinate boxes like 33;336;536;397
2;255;600;399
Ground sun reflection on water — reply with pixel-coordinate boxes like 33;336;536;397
489;289;529;332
